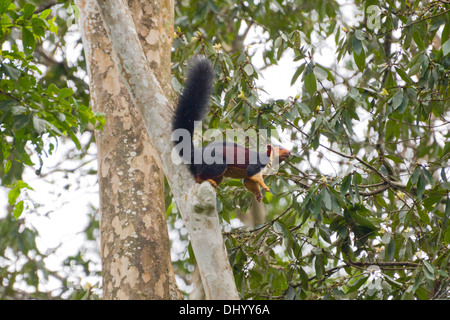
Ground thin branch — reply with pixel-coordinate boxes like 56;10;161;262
347;259;421;268
35;1;60;14
376;8;450;36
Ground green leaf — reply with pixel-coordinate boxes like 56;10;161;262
408;54;423;76
441;39;450;55
328;188;344;215
412;31;425;51
418;208;431;225
22;27;36;56
243;102;250;124
304;72;317;96
322;188;332;211
314;253;325;279
39;8;52;19
22;3;36;20
415;288;431;300
422;168;435;186
423;261;435;280
171;76;182;93
381;232;391;245
445;196;450;218
32;117;47;134
243;64;254;76
423;195;441;212
59;87;74;99
20;149;34;166
352;173;360;202
67;127;81;150
13;114;30;130
300;183;318;213
69;4;80;20
216;197;223;214
273;36;282;51
354;30;364;41
407;166;422;191
395;67;413;84
2;63;22;80
284;286;295;300
8;186;21;206
273;221;285;235
296;102;311;115
385;155;404;164
416;174;426;199
4;159;12;174
299;267;309;291
353;48;365;72
13;200;24;219
47;17;58;34
346;277;368;294
386;237;395;261
31;17;47;37
441;168;448;183
313;66;328;81
0;99;17;111
341;174;352;196
397;92;409;113
350;211;377;231
443;22;450;43
349;87;360;101
291;63;305;86
391;89;403;110
444;226;450;245
11;105;27;115
0;0;12;15
352;36;363;55
8;180;33;206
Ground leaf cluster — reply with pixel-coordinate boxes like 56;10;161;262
172;0;450;300
0;1;104;217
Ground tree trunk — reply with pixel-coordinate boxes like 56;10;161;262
93;0;239;300
77;0;181;299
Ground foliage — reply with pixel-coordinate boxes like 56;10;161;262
0;0;103;213
1;0;449;300
0;1;102;299
0;205;100;299
171;0;450;299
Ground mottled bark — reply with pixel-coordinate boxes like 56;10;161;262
93;0;239;299
77;0;181;299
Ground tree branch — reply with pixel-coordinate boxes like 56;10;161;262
346;259;421;269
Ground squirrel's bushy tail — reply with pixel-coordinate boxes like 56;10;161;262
172;56;214;138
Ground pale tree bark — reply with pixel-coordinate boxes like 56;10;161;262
191;198;266;299
92;0;239;299
77;0;182;299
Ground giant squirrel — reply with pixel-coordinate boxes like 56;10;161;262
172;56;290;202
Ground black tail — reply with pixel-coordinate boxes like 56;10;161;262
172;56;214;138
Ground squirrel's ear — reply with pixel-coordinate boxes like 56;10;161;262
266;144;272;156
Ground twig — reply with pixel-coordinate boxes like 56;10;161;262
376;8;450;36
347;259;421;268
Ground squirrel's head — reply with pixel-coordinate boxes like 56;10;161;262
266;145;291;161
